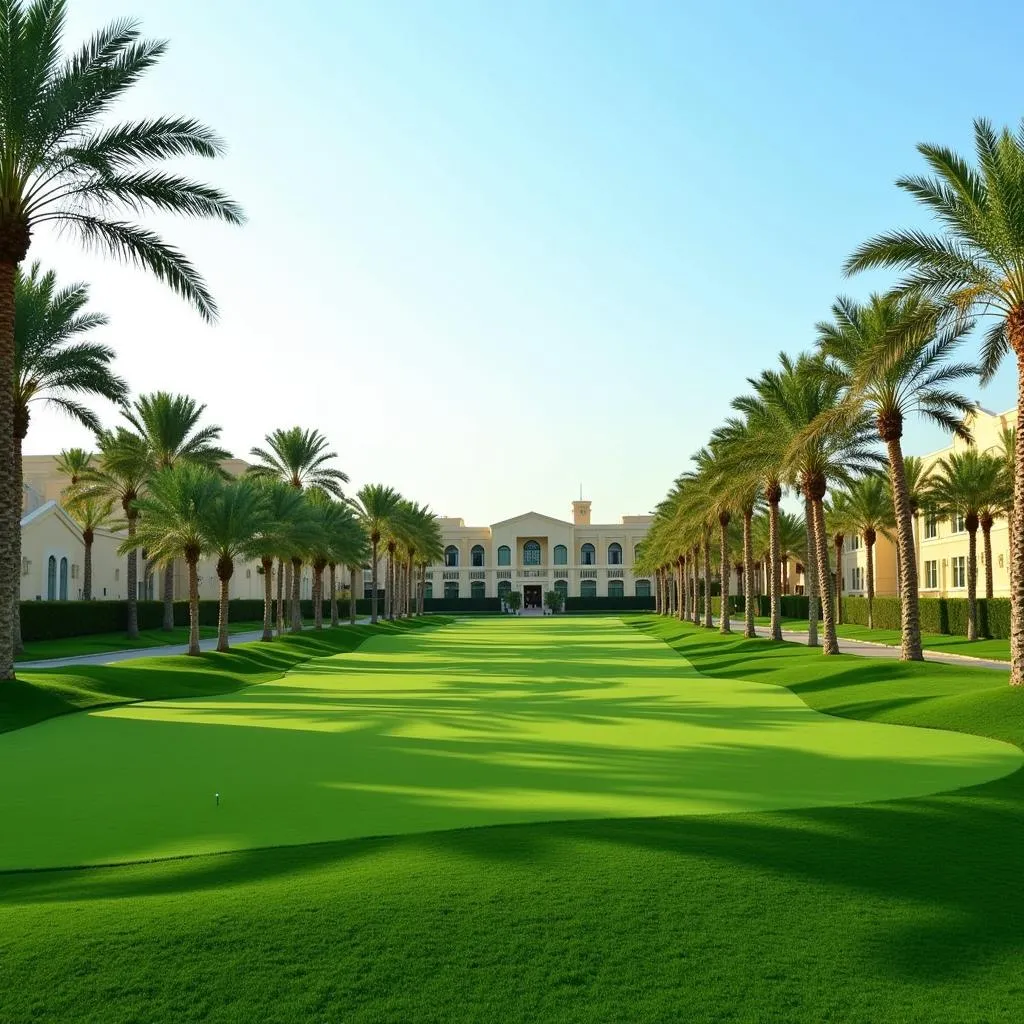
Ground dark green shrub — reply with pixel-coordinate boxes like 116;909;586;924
841;595;1010;639
564;596;656;613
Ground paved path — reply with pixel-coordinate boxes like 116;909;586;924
19;620;371;670
711;617;1010;673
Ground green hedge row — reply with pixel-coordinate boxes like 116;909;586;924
19;597;385;642
841;595;1010;639
709;595;811;618
565;596;656;612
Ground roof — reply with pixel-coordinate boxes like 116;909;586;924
489;511;573;529
20;499;83;539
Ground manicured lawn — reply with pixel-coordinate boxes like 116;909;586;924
2;616;1024;1022
15;620;266;663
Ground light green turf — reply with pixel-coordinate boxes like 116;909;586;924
0;616;1019;871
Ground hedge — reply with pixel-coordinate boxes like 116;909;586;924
709;595;810;619
841;595;1010;639
422;598;502;613
564;596;656;612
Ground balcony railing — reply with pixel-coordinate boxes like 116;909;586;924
608;569;624;578
469;571;485;580
580;569;598;579
496;570;511;579
442;571;460;580
518;570;546;578
553;570;568;579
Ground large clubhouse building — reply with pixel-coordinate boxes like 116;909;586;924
424;502;654;608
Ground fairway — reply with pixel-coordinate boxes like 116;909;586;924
0;616;1019;871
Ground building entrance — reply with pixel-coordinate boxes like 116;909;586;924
523;585;543;610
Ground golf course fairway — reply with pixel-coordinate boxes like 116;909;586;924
0;616;1019;871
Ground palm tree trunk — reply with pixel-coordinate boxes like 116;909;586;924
276;559;285;637
350;566;358;624
12;433;24;655
883;435;924;660
216;558;232;653
866;536;875;630
162;562;174;632
982;518;994;600
834;537;844;625
282;560;292;636
408;561;415;617
313;566;324;630
654;570;662;615
330;564;339;627
719;517;731;634
83;532;94;602
743;509;755;638
290;558;302;633
810;496;839;654
0;259;17;679
674;559;683;622
691;552;700;626
805;498;819;647
261;557;274;641
370;540;379;624
768;491;782;641
702;537;712;628
967;523;979;641
187;558;201;656
126;513;139;640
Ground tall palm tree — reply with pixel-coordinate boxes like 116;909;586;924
12;263;124;649
815;292;977;658
124;391;230;630
841;475;896;629
825;490;854;625
55;447;94;487
199;476;270;652
845;118;1024;682
80;429;151;638
350;484;404;624
124;464;220;656
62;492;112;601
924;450;1007;640
0;0;242;680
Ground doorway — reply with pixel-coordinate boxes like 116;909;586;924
523;585;542;610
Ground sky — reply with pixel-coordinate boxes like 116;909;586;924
24;0;1024;526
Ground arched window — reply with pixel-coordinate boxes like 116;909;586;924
443;581;459;599
523;540;541;565
471;544;485;567
46;555;56;601
580;543;595;566
635;579;651;598
471;580;485;600
608;579;624;600
444;545;459;567
608;543;622;565
554;579;568;600
634;544;641;563
580;579;597;598
424;582;433;601
497;580;512;605
59;557;69;600
553;544;567;565
497;545;511;566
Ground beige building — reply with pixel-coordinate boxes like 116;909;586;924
421;501;654;609
841;406;1014;600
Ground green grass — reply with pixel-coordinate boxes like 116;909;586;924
748;613;1012;660
2;616;1024;1022
15;620;267;663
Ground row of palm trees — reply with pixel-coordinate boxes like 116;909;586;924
637;285;1018;682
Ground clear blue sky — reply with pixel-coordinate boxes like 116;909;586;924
25;0;1024;525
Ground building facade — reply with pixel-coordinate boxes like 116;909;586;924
840;406;1014;600
421;501;654;609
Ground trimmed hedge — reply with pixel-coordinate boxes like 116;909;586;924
564;596;656;612
841;595;1011;639
423;598;502;613
710;595;811;619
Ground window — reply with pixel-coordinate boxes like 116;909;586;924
580;543;596;566
470;580;485;600
608;579;624;600
46;555;56;601
553;544;568;565
498;580;512;605
951;555;966;588
608;543;622;565
424;582;433;600
471;545;485;567
635;579;651;598
634;545;642;563
554;579;568;600
59;557;68;601
523;540;541;565
444;545;459;567
924;516;938;539
850;534;861;551
497;545;511;566
951;513;966;534
924;560;938;589
850;567;863;591
580;579;597;598
444;581;459;599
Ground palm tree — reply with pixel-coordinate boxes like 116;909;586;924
815;292;977;658
825;490;854;625
62;492;112;601
11;263;124;650
124;464;221;655
199;476;270;652
55;447;94;487
305;491;354;631
350;484;404;624
845;118;1024;682
841;475;896;629
80;429;152;638
924;450;1007;640
124;391;230;630
0;1;243;680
